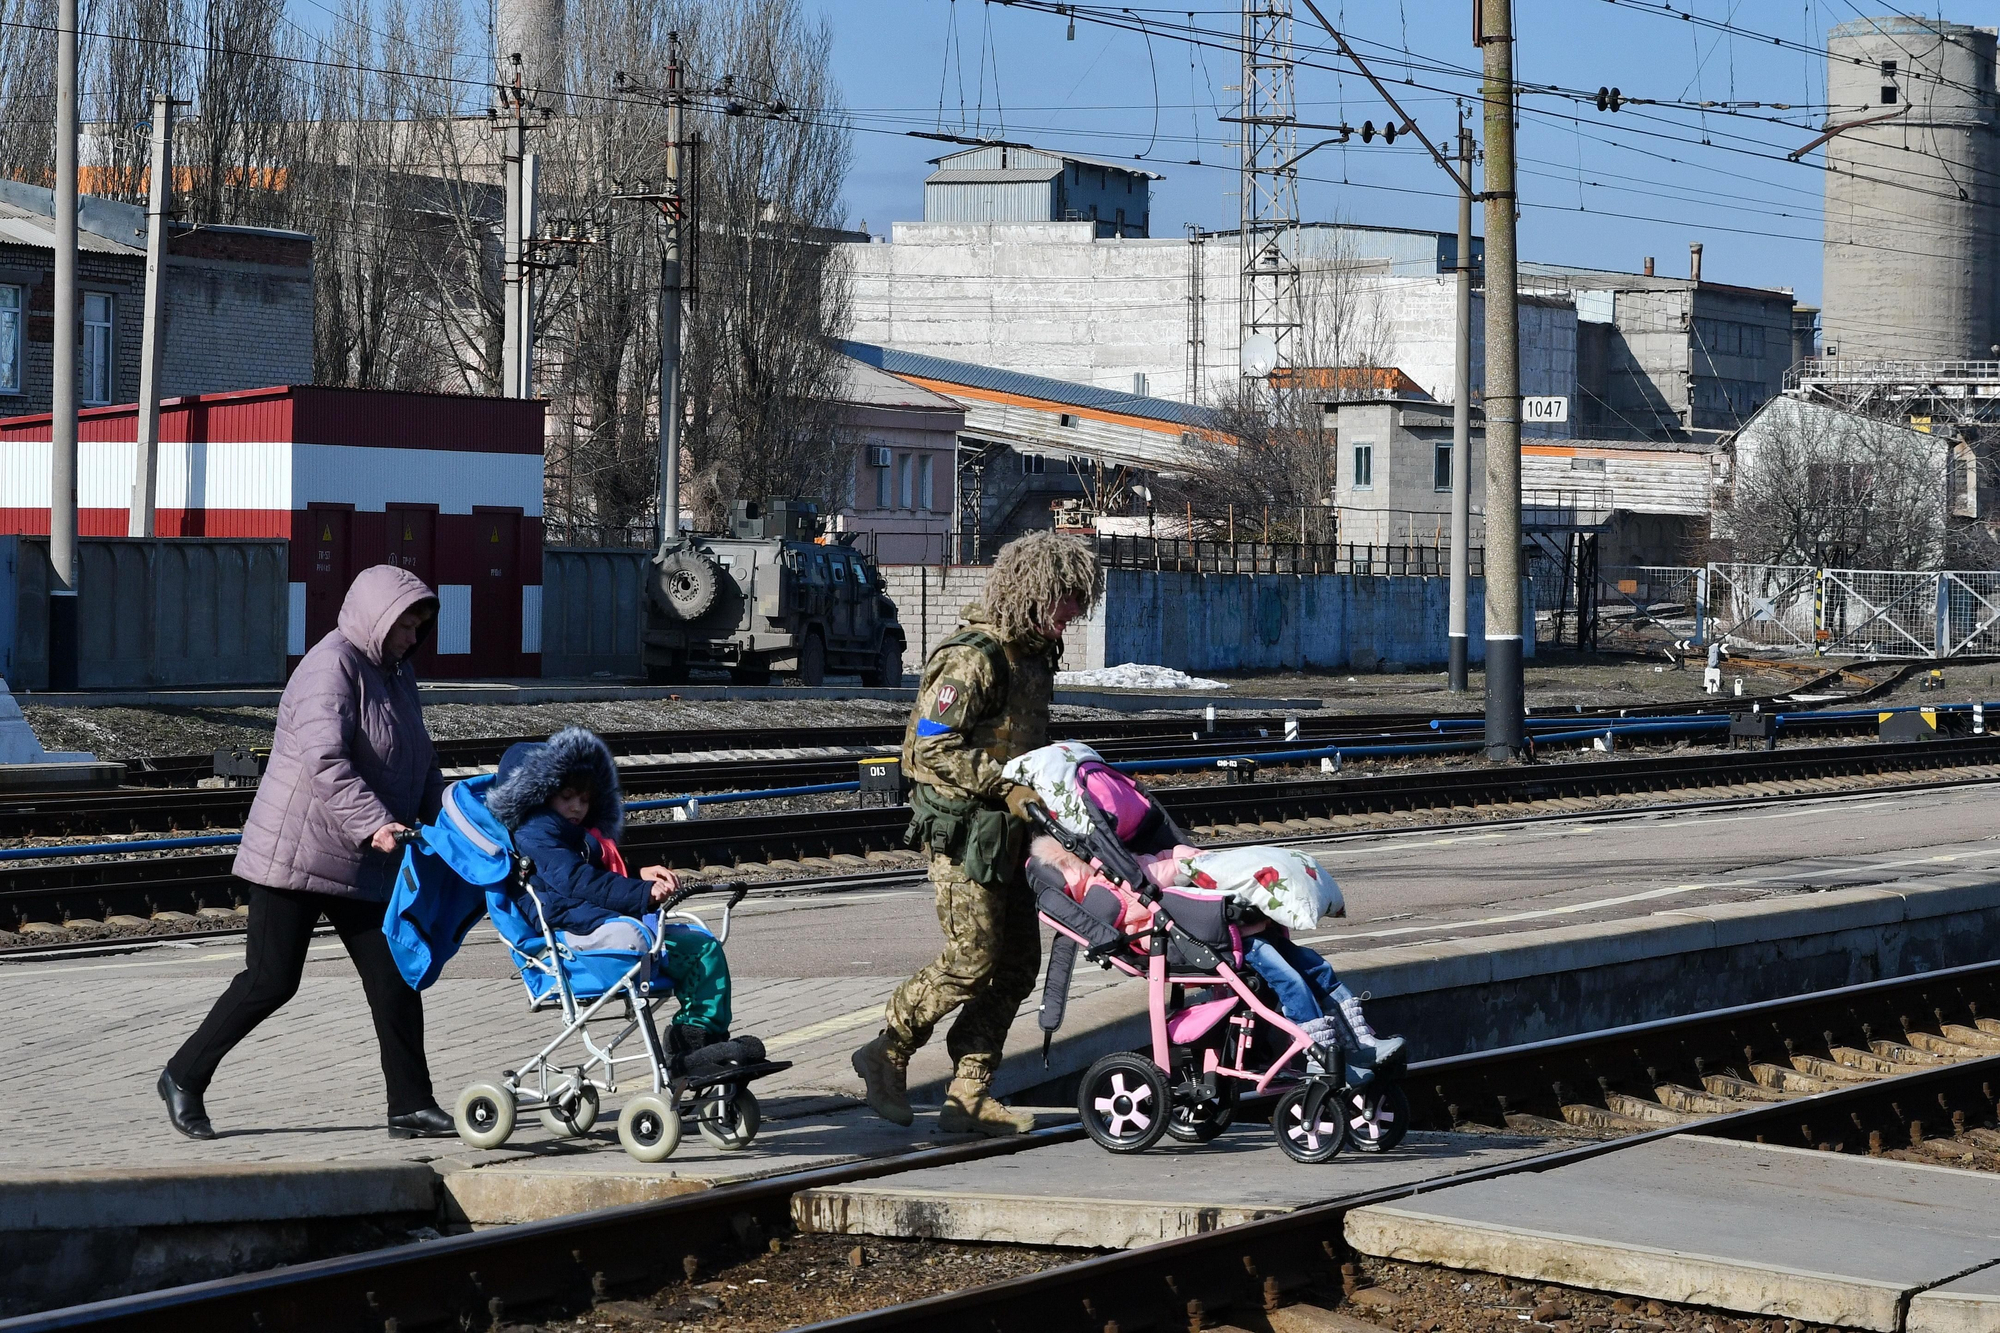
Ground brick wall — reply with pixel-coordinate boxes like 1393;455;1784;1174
0;237;311;416
878;561;1093;678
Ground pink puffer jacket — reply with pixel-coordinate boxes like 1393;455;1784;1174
233;566;445;900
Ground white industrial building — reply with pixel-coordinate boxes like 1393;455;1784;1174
842;219;1578;436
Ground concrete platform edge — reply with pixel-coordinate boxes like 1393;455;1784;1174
792;1184;1289;1249
1344;1204;1907;1332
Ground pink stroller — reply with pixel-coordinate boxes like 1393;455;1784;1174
1026;761;1408;1161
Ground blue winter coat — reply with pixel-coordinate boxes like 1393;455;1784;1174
489;727;652;935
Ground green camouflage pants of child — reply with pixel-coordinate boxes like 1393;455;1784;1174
882;853;1042;1083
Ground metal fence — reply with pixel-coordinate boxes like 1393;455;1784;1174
1094;534;1483;577
1630;563;2000;659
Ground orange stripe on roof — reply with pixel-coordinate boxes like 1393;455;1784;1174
895;375;1194;437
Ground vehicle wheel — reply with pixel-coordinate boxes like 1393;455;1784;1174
1165;1075;1237;1144
455;1081;516;1150
795;632;826;687
729;656;771;686
1273;1084;1345;1163
537;1081;600;1138
616;1093;682;1163
646;653;689;685
1078;1052;1171;1153
696;1087;761;1150
655;549;722;620
1343;1083;1410;1154
861;637;903;688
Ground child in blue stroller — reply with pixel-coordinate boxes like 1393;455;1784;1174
384;727;788;1162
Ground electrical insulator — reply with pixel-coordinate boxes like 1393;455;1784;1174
1383;122;1400;144
1595;86;1624;112
1361;120;1376;143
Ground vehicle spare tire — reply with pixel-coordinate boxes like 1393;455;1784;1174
653;548;724;621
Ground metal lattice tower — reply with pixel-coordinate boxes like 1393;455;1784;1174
1239;0;1301;378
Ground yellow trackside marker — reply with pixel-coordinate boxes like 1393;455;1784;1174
490;527;499;542
321;525;331;540
403;523;413;540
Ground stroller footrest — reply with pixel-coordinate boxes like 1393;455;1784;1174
680;1060;793;1094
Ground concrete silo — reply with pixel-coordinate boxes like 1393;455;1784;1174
495;0;565;101
1820;17;1999;363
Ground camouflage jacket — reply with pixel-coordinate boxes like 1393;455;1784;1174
900;607;1057;803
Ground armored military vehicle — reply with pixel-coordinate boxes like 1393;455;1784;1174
641;500;906;687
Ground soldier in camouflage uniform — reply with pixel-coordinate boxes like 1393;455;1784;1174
851;531;1100;1136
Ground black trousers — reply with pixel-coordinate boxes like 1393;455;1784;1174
167;883;436;1116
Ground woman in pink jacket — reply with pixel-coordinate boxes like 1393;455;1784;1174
159;565;453;1141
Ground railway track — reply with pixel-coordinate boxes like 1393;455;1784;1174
17;963;2000;1333
7;733;2000;933
0;671;1942;840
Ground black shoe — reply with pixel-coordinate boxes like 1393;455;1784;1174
387;1106;456;1139
157;1068;215;1140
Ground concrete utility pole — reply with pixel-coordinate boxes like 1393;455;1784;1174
500;57;527;399
130;92;175;538
657;33;685;548
49;0;79;688
519;150;540;398
1479;0;1524;758
1448;111;1474;693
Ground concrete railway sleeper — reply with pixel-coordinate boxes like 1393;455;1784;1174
10;966;2000;1333
8;735;2000;935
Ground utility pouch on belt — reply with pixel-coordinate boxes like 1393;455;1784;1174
906;782;1022;887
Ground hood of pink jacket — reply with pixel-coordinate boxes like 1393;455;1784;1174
339;565;439;666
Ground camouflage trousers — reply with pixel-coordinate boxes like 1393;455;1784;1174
883;853;1042;1084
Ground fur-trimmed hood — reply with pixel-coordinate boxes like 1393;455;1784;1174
488;727;622;837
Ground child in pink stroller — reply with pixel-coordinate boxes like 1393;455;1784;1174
1014;743;1407;1160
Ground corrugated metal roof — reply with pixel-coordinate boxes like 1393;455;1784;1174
838;355;965;412
925;167;1064;184
927;145;1163;179
839;341;1220;430
0;201;140;255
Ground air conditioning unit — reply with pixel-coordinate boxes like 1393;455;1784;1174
869;446;893;467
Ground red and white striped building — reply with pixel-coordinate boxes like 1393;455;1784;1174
0;385;547;678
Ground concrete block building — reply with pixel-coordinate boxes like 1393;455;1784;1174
0;180;313;413
829;354;964;564
923;146;1158;238
1524;257;1798;439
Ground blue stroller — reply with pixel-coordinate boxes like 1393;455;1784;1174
384;776;790;1163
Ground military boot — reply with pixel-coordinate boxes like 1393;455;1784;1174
939;1076;1037;1137
850;1030;913;1127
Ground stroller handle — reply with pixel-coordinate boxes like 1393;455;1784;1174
658;878;749;915
1025;803;1161;904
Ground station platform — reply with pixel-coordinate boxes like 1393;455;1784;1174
792;1130;1553;1250
1345;1135;2000;1333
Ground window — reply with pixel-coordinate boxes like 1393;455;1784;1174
831;559;847;584
1352;442;1374;490
875;460;893;509
0;284;18;394
1020;452;1047;474
1433;442;1452;492
81;292;113;405
1882;85;1898;105
1692;317;1765;360
1059;413;1079;428
1881;60;1897;76
918;454;934;511
897;453;913;509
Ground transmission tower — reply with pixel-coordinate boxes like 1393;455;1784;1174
1239;0;1301;379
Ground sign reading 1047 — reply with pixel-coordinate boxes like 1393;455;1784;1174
1522;396;1570;424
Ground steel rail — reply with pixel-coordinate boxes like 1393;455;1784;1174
7;734;2000;932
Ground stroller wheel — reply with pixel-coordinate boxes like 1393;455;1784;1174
617;1093;682;1162
1343;1083;1410;1154
1273;1084;1345;1163
697;1087;761;1151
1165;1075;1238;1144
538;1081;601;1138
1079;1053;1171;1154
455;1082;517;1150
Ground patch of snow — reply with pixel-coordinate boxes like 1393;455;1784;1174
1055;663;1229;691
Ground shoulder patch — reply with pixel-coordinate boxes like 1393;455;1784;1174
933;684;959;715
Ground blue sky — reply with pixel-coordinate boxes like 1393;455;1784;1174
809;1;1968;306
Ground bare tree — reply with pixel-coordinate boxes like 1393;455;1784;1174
0;0;59;185
1711;398;1945;569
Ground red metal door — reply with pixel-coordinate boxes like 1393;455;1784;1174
471;511;521;675
304;507;352;649
386;507;437;672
